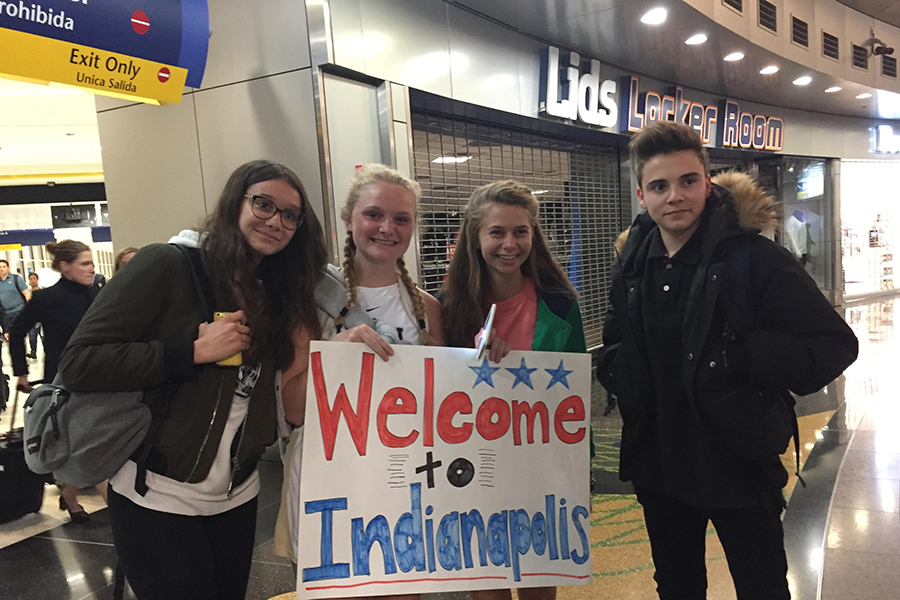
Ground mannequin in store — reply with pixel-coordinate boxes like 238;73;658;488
785;210;809;266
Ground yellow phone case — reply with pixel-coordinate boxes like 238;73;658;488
214;312;242;366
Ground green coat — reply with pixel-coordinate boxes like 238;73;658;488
59;243;278;487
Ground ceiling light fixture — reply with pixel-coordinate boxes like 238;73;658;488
759;65;779;74
685;33;707;45
640;8;667;25
724;52;744;61
532;190;549;195
856;92;872;99
431;156;473;164
793;76;812;86
825;86;842;93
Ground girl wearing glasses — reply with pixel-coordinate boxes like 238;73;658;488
275;165;444;585
59;160;326;600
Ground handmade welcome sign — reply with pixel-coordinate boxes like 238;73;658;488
297;342;593;598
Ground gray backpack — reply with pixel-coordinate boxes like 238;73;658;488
22;381;149;487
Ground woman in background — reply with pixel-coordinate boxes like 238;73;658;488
114;246;139;273
10;241;103;523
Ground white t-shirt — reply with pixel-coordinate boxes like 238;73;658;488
110;364;262;516
355;282;422;345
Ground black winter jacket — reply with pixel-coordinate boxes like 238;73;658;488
597;181;858;508
10;277;98;382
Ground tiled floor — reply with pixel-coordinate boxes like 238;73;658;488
1;297;898;599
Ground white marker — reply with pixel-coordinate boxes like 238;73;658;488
476;304;497;359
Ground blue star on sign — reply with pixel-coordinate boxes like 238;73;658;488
506;357;538;389
470;357;501;388
545;360;574;390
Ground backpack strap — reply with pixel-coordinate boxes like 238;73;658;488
172;244;215;321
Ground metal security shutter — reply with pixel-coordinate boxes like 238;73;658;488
411;112;621;349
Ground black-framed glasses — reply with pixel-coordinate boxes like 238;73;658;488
245;194;304;230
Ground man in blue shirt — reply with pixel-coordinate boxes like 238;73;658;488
0;259;30;332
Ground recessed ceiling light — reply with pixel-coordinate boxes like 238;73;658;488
759;65;779;74
640;8;667;25
431;156;473;164
856;93;872;99
825;86;842;93
724;52;744;62
685;34;707;45
793;76;812;86
532;190;549;195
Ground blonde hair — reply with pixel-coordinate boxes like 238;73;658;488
340;164;430;343
441;180;576;348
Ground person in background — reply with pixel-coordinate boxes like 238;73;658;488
596;121;858;599
58;160;326;600
0;259;30;335
10;241;103;523
440;180;587;600
115;246;139;273
25;272;41;359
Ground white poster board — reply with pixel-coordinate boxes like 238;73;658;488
297;342;592;598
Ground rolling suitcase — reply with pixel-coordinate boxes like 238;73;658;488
0;386;45;524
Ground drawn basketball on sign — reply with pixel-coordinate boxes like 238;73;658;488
446;456;474;487
131;11;150;35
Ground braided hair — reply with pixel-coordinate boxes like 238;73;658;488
340;164;431;344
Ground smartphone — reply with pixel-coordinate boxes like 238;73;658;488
214;312;242;366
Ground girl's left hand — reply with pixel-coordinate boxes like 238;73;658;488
332;324;394;361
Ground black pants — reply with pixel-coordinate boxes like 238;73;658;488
108;486;258;600
636;487;790;600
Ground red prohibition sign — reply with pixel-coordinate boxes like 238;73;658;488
131;10;150;35
158;67;170;83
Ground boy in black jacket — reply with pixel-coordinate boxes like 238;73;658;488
597;121;858;599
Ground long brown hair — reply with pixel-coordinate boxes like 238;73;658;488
200;160;327;369
441;180;575;348
340;164;431;343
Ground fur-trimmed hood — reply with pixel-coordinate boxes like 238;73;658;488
711;171;777;233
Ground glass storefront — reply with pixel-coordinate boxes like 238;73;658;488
709;152;837;302
841;160;900;298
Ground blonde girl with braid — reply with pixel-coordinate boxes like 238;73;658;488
274;166;443;589
337;164;445;347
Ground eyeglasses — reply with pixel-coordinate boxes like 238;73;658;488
245;195;304;230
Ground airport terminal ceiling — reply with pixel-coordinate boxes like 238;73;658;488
453;0;900;119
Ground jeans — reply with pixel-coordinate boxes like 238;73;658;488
28;324;40;355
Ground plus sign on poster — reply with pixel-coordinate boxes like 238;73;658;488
297;342;592;598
